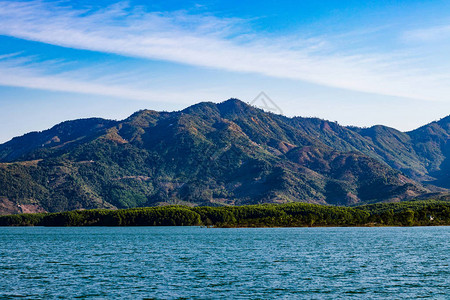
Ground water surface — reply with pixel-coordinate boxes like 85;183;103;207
0;226;449;299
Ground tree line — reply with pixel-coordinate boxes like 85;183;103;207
0;201;449;227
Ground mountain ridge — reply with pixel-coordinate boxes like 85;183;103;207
0;99;448;214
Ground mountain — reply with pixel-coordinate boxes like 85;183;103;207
0;99;447;214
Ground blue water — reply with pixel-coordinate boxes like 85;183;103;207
0;227;449;299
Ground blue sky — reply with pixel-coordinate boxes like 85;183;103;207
1;0;450;142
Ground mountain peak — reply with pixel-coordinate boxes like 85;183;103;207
217;98;254;116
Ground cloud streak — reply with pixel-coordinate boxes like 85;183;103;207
404;24;450;42
0;55;216;103
0;1;449;102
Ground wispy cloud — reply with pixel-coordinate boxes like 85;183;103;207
0;54;215;103
0;1;449;102
403;24;450;42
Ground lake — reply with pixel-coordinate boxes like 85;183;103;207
0;226;449;299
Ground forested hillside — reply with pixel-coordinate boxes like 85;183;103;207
0;99;448;214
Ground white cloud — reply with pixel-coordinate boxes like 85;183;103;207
0;55;216;103
0;1;449;102
404;24;450;42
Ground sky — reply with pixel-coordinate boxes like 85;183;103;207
1;0;450;143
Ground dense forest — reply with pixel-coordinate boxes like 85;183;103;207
1;200;449;227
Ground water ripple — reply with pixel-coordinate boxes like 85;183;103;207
0;226;449;299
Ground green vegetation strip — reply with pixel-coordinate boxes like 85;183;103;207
1;201;449;227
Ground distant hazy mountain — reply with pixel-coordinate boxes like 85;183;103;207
0;99;448;214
